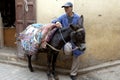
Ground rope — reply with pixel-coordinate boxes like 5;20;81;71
59;29;67;43
46;28;84;52
46;43;60;52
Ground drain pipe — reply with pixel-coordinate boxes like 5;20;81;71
0;13;4;48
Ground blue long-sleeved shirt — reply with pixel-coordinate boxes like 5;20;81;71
52;13;82;28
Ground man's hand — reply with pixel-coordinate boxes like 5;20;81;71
55;22;62;28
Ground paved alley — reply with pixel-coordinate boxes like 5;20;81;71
0;62;120;80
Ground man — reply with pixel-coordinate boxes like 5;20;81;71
52;2;85;80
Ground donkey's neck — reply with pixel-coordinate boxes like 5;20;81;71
50;27;72;49
60;27;72;42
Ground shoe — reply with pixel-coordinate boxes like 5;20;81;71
70;75;77;80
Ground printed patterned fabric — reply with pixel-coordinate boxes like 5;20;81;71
18;23;59;55
18;23;43;55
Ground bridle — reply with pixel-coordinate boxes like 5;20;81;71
46;28;84;52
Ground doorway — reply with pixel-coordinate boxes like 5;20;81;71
0;0;36;49
0;0;16;48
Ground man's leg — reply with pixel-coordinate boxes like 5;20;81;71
70;55;80;80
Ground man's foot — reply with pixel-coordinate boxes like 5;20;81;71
70;75;77;80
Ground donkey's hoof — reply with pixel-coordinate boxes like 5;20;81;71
48;76;53;80
47;71;51;76
70;75;77;80
29;68;34;72
47;71;53;80
30;69;34;72
54;75;59;80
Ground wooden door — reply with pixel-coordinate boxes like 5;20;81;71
24;0;36;27
16;0;36;33
16;0;24;34
15;0;36;58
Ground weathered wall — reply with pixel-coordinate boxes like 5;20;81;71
74;0;120;68
35;0;120;69
36;0;74;23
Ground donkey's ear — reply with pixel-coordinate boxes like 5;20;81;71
70;24;76;31
80;15;83;21
70;24;78;31
78;15;84;28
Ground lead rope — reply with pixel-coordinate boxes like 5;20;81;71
46;29;66;52
59;29;67;43
46;43;60;52
46;28;83;52
59;29;79;52
59;29;67;54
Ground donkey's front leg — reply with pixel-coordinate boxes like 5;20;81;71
26;54;34;72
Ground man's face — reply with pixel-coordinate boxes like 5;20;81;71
64;6;72;14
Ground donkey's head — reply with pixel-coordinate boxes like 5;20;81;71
69;15;86;50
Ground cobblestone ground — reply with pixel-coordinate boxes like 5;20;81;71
0;63;69;80
0;62;120;80
78;65;120;80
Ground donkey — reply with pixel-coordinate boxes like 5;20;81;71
26;15;85;80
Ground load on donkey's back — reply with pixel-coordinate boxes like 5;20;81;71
17;23;62;55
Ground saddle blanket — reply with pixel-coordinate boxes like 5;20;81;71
18;23;58;55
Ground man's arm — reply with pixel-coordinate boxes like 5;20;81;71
51;15;63;23
51;15;63;27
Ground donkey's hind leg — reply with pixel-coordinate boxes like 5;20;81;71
47;52;53;80
52;52;59;80
26;54;34;72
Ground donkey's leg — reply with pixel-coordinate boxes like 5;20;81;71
47;52;53;80
52;52;59;80
26;54;34;72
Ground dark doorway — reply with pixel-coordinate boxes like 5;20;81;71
0;0;16;47
0;0;16;27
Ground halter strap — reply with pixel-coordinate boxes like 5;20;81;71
76;28;84;32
